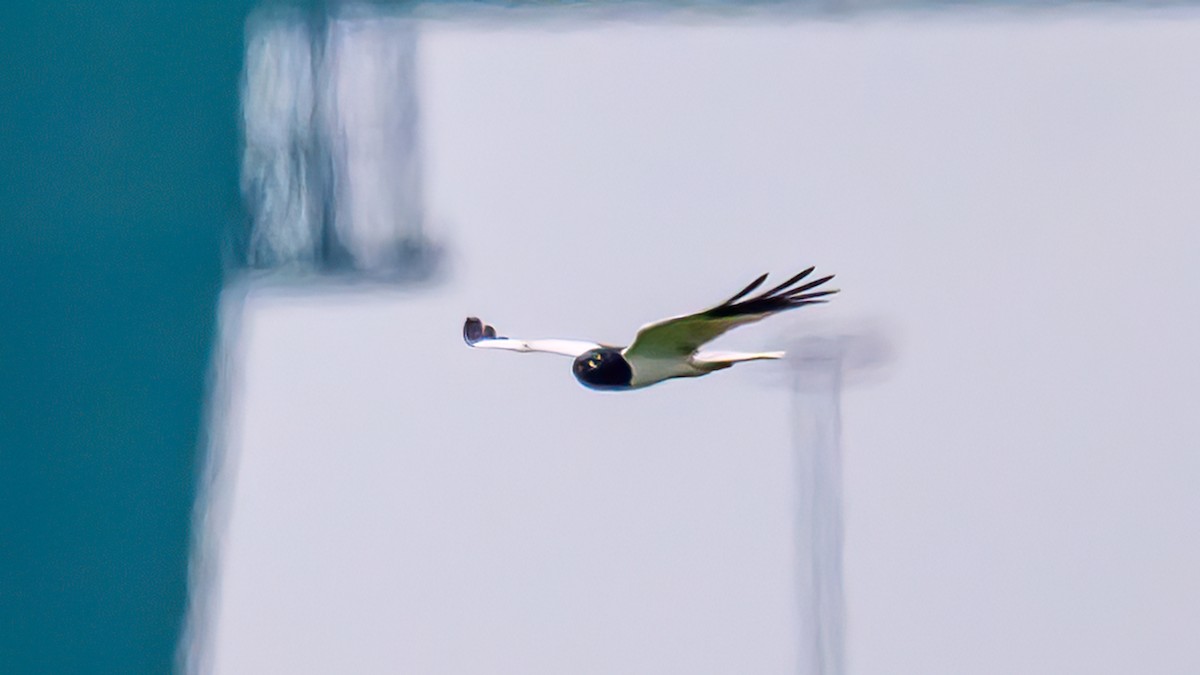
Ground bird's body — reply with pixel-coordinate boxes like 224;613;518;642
620;349;784;390
464;267;836;391
627;350;707;388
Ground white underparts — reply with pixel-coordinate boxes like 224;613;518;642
626;350;784;388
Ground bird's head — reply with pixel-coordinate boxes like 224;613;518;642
572;348;633;390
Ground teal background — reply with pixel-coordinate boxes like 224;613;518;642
1;4;250;673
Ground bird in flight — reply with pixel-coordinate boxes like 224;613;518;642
463;266;837;391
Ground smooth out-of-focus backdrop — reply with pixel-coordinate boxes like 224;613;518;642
3;4;1198;675
202;9;1200;675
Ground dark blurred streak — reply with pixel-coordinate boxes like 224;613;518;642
786;325;893;675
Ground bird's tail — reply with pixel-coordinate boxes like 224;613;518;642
694;350;785;371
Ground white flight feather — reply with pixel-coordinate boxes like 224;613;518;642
469;337;598;358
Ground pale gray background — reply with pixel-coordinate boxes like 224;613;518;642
204;11;1200;674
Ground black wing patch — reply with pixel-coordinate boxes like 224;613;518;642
463;316;501;345
706;267;838;318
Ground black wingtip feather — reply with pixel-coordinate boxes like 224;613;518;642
761;266;815;298
787;274;836;296
791;288;839;302
719;273;769;307
706;268;838;318
463;316;502;345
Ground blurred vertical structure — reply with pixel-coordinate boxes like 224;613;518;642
790;331;887;675
792;343;848;675
183;6;444;673
237;6;438;282
184;6;440;673
240;9;324;269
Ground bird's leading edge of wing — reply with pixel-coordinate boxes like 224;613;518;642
462;317;600;358
622;267;837;360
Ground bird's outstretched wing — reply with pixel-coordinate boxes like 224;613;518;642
462;317;600;358
623;267;837;360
